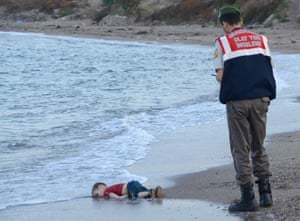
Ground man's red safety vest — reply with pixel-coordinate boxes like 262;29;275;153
217;28;271;62
216;28;276;104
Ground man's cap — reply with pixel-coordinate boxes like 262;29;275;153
218;6;240;19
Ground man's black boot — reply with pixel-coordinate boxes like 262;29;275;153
229;182;259;212
255;178;273;207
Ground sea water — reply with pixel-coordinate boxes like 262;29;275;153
0;31;299;209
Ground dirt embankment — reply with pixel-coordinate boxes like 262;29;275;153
0;0;299;28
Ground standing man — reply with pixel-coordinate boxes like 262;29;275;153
214;6;276;212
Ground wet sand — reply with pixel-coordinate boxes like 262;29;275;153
0;198;242;221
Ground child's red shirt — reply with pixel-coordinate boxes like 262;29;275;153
104;183;124;198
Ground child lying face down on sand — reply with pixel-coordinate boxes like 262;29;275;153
91;180;163;200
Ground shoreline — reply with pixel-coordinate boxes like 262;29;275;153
1;130;298;221
127;96;300;220
164;131;300;220
0;198;241;221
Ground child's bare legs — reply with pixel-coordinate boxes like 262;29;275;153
137;191;151;198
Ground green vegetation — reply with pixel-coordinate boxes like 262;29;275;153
0;0;87;14
0;0;293;25
273;0;290;23
102;0;141;12
94;8;111;23
58;8;73;18
94;0;141;23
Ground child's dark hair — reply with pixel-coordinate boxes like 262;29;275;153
219;13;241;26
91;182;106;198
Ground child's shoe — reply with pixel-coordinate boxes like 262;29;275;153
155;186;163;198
150;188;155;199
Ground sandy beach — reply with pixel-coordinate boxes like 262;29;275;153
163;131;300;221
127;97;300;220
0;21;299;220
1;19;300;53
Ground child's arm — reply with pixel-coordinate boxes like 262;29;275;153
109;192;127;200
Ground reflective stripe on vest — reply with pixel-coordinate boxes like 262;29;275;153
217;29;271;62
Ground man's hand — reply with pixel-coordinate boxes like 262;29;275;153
216;69;224;82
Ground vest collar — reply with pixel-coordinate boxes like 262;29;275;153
231;27;242;33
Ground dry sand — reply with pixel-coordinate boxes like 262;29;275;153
0;20;299;221
164;131;300;221
0;19;300;53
